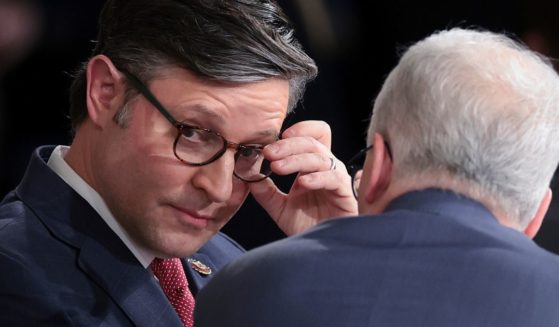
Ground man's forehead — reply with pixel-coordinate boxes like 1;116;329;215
179;103;284;141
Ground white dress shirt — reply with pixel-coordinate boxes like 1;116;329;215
47;145;155;268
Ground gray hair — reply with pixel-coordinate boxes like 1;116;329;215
369;28;559;227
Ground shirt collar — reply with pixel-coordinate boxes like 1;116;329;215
47;145;156;268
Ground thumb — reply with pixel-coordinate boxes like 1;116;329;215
249;178;287;221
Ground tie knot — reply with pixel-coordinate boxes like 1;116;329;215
150;257;183;280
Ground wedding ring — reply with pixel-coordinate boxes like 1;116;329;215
329;157;337;171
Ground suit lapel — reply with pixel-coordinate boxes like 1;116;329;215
184;233;245;295
184;253;218;295
16;147;183;326
78;231;182;327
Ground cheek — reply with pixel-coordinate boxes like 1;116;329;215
135;161;200;204
126;128;186;185
101;137;189;204
128;106;178;162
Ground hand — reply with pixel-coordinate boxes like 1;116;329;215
249;120;358;236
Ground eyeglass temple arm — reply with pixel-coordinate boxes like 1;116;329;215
119;69;180;126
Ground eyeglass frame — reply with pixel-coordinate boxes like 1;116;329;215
347;140;392;199
118;68;275;183
347;145;373;199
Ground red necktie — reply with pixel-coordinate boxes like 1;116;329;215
150;258;195;327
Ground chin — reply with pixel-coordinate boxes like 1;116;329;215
166;233;212;258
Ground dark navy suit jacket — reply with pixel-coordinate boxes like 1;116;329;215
0;146;245;326
195;189;559;327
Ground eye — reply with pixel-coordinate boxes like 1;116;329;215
179;125;213;144
237;146;262;160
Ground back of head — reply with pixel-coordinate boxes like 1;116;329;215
69;0;317;131
370;28;559;227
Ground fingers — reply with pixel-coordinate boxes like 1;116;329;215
264;131;338;175
264;138;354;199
281;120;331;148
268;151;343;176
251;120;358;232
248;177;287;220
297;160;353;197
265;120;347;191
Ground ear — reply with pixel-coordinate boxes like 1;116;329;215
523;187;552;239
86;55;125;128
362;133;393;204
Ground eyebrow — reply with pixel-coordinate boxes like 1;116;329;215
254;129;280;141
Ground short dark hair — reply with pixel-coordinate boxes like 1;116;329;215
68;0;317;132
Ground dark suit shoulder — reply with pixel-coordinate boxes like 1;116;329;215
197;210;559;327
196;232;245;264
0;191;27;227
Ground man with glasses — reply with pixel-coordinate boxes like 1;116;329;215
0;0;357;326
194;28;559;327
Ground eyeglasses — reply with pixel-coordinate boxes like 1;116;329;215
347;141;392;199
347;145;373;199
120;69;273;183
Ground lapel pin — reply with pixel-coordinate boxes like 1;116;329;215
188;258;212;276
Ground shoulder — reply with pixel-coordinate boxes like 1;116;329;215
0;193;25;228
200;218;353;285
0;191;43;245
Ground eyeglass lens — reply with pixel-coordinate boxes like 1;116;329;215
119;68;273;183
174;125;272;182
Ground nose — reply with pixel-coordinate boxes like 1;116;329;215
191;149;236;203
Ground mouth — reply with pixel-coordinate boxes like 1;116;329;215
169;205;213;229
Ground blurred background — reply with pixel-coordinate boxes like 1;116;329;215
1;0;558;252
